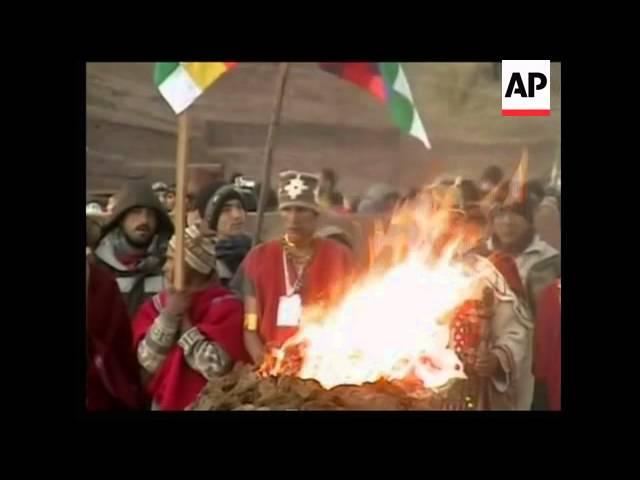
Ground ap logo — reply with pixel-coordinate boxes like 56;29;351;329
502;60;551;116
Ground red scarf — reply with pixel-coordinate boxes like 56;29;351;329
117;252;147;270
487;251;526;301
132;286;250;411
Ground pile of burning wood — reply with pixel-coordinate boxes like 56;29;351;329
187;363;467;411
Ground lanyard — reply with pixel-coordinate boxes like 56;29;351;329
282;250;309;297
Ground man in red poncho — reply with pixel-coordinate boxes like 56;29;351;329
132;225;251;411
232;170;355;365
86;220;144;410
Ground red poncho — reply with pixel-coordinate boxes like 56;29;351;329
132;286;250;411
535;280;561;410
241;238;354;347
87;263;144;410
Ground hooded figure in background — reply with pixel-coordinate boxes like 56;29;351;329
95;181;175;317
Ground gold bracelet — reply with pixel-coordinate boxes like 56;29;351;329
244;313;258;331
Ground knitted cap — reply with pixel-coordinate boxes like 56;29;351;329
168;225;217;275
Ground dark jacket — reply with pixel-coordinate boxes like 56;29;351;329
95;181;175;317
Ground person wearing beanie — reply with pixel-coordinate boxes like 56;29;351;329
196;182;252;287
132;225;251;410
232;170;355;366
94;181;175;317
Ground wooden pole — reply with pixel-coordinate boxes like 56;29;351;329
253;62;290;245
174;111;190;291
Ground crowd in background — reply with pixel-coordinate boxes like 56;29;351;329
86;160;561;411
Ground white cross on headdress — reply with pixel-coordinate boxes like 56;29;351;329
284;175;308;200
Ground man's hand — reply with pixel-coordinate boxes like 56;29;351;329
475;351;501;377
165;289;191;318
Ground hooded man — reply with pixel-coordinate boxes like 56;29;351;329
132;225;250;410
233;170;355;366
95;181;175;317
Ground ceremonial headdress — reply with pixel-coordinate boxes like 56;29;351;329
277;170;321;213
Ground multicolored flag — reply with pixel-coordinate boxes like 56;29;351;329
154;62;237;114
319;62;431;149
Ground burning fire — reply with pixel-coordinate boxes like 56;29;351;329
262;188;487;394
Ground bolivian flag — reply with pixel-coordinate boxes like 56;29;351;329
154;62;237;114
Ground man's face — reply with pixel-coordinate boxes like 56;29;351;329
165;192;176;212
122;207;158;249
217;199;246;238
493;209;530;248
280;206;319;241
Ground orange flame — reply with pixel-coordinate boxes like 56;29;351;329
262;188;489;393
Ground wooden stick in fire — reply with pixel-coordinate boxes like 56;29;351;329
253;62;291;246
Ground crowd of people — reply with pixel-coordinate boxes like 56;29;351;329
85;162;561;411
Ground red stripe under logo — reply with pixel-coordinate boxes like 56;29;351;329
502;109;551;116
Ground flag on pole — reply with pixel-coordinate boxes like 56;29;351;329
154;62;237;114
318;62;431;149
